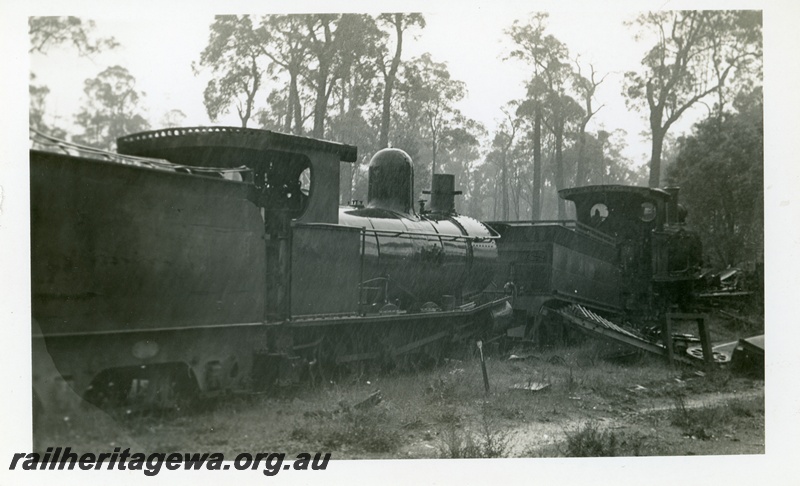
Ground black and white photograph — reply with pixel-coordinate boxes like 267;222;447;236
3;0;798;484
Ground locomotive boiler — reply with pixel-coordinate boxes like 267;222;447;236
337;149;497;312
30;127;507;410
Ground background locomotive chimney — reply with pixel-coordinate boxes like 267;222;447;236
424;174;462;214
664;187;680;224
366;148;414;214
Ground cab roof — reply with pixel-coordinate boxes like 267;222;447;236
559;185;671;203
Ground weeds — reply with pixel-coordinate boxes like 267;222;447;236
437;402;513;459
727;398;764;418
313;407;402;453
34;340;764;459
670;393;724;440
438;423;480;458
562;422;650;457
564;367;580;393
669;392;763;441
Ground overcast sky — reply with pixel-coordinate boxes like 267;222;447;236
27;5;718;166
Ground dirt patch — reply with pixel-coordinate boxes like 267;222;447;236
33;342;765;459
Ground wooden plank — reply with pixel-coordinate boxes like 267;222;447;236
663;316;675;367
697;316;714;369
392;330;451;356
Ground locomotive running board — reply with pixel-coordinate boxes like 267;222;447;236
288;297;510;328
548;304;695;365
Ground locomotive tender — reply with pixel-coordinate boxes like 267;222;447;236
31;127;507;409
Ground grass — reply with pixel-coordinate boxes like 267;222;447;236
33;338;764;459
307;407;403;453
669;392;764;440
561;421;659;457
437;403;513;459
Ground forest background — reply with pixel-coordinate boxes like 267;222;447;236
28;9;763;270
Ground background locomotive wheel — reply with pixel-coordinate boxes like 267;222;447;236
84;364;198;412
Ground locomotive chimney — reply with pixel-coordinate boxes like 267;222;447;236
424;174;462;215
366;148;415;214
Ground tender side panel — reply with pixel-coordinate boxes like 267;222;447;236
493;223;621;311
551;243;620;308
31;151;268;334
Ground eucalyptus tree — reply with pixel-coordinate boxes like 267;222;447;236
667;86;763;268
507;13;579;218
326;14;383;143
73;65;150;150
257;15;312;134
562;129;642;187
29;16;118;137
160;109;187;128
435;120;485;215
376;13;426;148
623;10;762;187
29;16;118;56
572;60;607;187
301;14;353;138
543;88;584;219
516;78;583;219
325;15;386;203
487;103;521;220
705;12;763;123
195;15;267;128
29;76;52;134
399;53;467;180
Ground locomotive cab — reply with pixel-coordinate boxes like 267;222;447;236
560;185;670;239
560;185;702;312
117;126;358;226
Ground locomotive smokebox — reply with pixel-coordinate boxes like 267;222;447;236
367;148;414;214
424;174;462;215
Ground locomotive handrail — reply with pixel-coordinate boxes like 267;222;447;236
294;222;499;242
367;228;499;241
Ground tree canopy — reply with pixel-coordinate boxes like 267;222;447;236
668;86;763;268
29;16;118;56
28;11;763;263
623;11;762;187
73;65;150;150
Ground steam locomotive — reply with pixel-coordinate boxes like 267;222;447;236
30;125;701;410
489;185;702;343
31;127;508;409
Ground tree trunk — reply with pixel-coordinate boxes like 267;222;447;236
312;62;329;138
379;14;404;149
532;106;542;220
291;70;302;135
576;126;588;186
492;177;498;220
284;71;298;133
554;123;566;219
501;154;509;220
431;133;437;177
649;127;666;188
311;20;333;139
239;56;260;129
